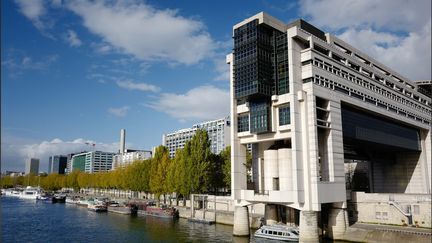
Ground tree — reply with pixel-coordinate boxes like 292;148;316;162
186;129;213;193
220;146;231;189
149;146;171;204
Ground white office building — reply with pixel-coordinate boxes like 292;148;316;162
112;149;152;169
163;117;231;158
71;151;114;173
228;13;431;241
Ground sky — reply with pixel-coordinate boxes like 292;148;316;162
1;0;431;172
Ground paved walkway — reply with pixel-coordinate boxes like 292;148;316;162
341;223;432;243
351;222;432;235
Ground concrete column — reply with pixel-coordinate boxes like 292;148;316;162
263;150;279;191
326;207;347;240
265;204;278;225
233;206;250;236
278;148;293;191
299;211;319;243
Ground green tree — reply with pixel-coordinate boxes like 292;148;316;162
220;146;231;189
150;146;171;204
186;129;213;193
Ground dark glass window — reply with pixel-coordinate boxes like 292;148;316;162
250;101;270;133
341;105;420;151
279;106;290;125
238;115;249;132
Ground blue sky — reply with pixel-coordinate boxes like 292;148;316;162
2;0;431;172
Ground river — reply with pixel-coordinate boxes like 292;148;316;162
1;197;243;242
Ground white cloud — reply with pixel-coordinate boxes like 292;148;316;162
66;30;82;47
108;106;130;117
116;80;160;92
15;0;46;30
67;0;216;65
2;50;59;77
337;23;431;80
299;0;431;80
147;85;230;121
213;57;230;81
300;0;431;32
1;135;119;172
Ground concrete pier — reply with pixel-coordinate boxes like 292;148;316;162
233;206;250;236
299;211;319;242
327;207;348;239
264;204;278;225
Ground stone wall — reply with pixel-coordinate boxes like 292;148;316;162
349;192;431;228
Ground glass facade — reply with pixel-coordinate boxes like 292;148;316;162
233;19;289;135
250;101;271;133
341;105;420;151
279;106;290;125
72;155;86;172
238;115;250;132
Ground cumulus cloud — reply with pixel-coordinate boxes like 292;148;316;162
15;0;46;30
1;136;119;172
299;0;431;80
67;0;216;65
147;85;230;121
116;80;160;92
108;106;130;117
65;30;82;47
300;0;431;32
213;56;230;81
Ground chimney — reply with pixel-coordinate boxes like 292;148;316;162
120;129;126;154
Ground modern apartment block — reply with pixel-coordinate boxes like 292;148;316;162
70;151;115;173
112;149;152;169
25;158;39;175
228;13;431;240
163;117;231;158
48;155;68;174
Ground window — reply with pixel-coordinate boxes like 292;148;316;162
238;115;249;132
279;106;290;125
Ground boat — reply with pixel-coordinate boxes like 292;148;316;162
77;198;93;207
254;224;299;242
107;202;138;215
52;194;66;203
137;203;178;219
3;189;22;197
88;203;107;212
19;186;42;200
66;196;79;204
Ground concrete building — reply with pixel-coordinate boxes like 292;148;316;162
112;149;152;169
111;129;152;169
25;158;39;175
163;117;231;158
70;151;115;173
228;13;431;241
48;155;68;174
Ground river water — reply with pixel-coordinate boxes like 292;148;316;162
2;197;347;242
1;197;256;243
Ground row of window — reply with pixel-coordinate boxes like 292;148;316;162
310;75;431;125
237;105;291;132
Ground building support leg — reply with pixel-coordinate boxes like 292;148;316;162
233;206;250;236
299;210;319;242
326;202;347;240
265;204;278;225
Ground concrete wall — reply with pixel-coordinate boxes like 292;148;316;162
349;192;431;228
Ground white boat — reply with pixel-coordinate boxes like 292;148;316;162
254;224;299;242
88;203;107;212
2;189;22;197
19;186;42;200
